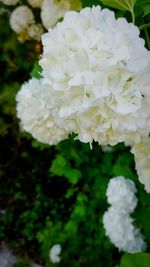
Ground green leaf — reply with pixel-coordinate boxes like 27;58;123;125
77;193;88;203
133;0;150;17
65;168;82;184
100;0;136;11
118;253;150;267
50;154;68;176
73;205;86;218
31;140;50;150
65;188;75;199
50;154;81;184
30;61;42;79
135;207;150;243
64;220;77;234
112;153;135;179
143;5;150;16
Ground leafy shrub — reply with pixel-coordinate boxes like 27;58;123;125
0;0;150;267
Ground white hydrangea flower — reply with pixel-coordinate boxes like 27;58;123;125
0;0;19;5
16;78;69;145
103;206;146;253
106;176;138;213
9;5;35;33
39;6;150;146
27;0;43;8
49;244;61;263
28;23;44;41
131;139;150;193
41;0;70;30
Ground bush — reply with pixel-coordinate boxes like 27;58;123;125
0;0;150;266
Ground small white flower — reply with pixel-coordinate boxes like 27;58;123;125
9;5;35;33
131;139;150;192
28;23;44;41
106;176;137;213
49;244;61;263
0;0;19;5
41;0;70;30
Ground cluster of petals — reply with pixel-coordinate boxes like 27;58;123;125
4;0;81;42
16;78;69;145
103;206;146;253
49;244;61;263
10;5;35;33
131;139;150;193
9;5;44;42
106;176;137;213
103;176;146;253
16;6;150;146
39;6;150;146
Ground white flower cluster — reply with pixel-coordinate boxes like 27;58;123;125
131;139;150;193
2;0;81;42
16;78;69;145
40;6;150;145
106;176;138;213
16;6;150;146
9;5;44;42
49;244;61;263
103;176;146;253
103;206;146;253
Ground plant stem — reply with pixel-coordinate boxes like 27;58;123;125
139;23;150;31
131;9;135;24
144;28;150;50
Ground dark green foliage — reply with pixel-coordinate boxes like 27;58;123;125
117;253;150;267
81;0;101;8
0;1;150;267
12;259;30;267
36;139;150;267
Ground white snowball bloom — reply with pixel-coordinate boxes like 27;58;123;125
28;23;44;41
41;0;70;30
0;0;19;5
131;139;150;193
9;5;35;33
106;176;137;213
27;0;43;8
49;244;61;263
103;177;146;252
103;206;146;253
39;6;150;146
16;78;69;145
